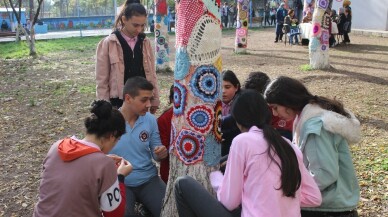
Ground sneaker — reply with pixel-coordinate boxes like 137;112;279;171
274;40;278;43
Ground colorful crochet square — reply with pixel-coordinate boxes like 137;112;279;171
317;0;329;10
186;105;214;134
175;48;191;80
176;1;204;46
212;100;223;142
190;65;221;103
187;14;221;65
202;0;221;20
204;135;221;166
320;30;330;45
175;129;205;165
173;81;187;116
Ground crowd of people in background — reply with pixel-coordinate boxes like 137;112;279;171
272;0;353;46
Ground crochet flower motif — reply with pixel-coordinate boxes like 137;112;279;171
186;105;214;134
157;36;166;45
174;48;190;80
312;23;321;37
175;129;205;165
190;65;220;103
173;81;187;116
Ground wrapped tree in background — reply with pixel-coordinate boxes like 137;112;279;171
160;0;222;216
235;0;249;54
306;0;333;69
154;0;170;72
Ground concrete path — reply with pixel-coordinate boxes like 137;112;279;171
1;27;387;43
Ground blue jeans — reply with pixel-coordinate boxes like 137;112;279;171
174;176;241;217
125;176;166;217
290;34;299;44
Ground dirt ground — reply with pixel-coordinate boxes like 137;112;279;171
0;28;387;216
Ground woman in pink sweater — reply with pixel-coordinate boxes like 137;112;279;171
174;90;322;217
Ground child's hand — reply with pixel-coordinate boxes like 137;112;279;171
154;146;168;160
117;159;133;176
107;154;123;166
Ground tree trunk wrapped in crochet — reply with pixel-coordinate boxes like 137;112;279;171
235;0;249;54
306;0;333;69
154;0;170;72
160;0;222;216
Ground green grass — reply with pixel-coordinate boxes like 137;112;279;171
0;36;105;59
78;84;96;94
300;64;314;71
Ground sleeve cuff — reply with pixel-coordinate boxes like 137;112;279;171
118;174;125;183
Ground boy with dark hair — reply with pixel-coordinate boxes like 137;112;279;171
109;76;167;217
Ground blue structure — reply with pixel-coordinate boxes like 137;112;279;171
41;16;115;31
0;8;27;32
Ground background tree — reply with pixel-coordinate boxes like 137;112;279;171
8;0;44;56
235;0;249;54
306;0;333;69
154;0;170;73
160;0;222;216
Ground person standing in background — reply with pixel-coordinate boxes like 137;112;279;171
95;0;160;113
275;3;287;42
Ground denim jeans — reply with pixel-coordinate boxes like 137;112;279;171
174;176;241;217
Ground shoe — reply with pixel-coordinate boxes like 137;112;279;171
274;40;278;43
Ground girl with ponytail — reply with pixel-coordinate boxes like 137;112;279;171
174;90;321;217
264;76;361;217
96;0;160;113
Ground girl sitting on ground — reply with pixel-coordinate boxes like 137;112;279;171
34;100;133;217
174;89;322;217
264;76;360;217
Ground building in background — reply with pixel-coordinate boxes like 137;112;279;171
332;0;387;31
